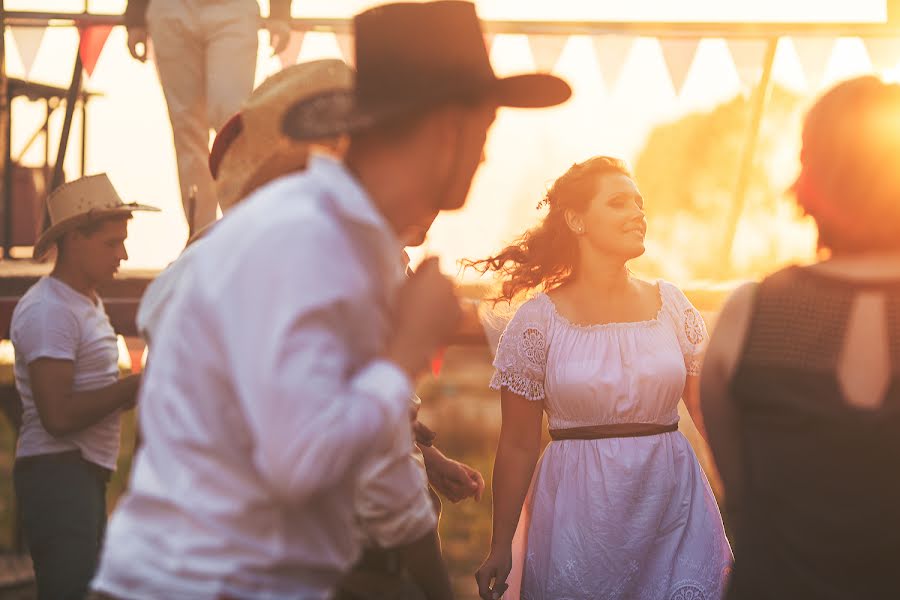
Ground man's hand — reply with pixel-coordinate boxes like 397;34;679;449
387;257;462;380
127;27;149;62
422;446;485;503
266;19;291;54
413;419;436;446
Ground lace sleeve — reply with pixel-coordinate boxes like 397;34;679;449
681;306;708;376
489;299;549;401
660;282;709;375
662;282;709;376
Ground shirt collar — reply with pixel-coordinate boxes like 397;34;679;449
306;153;405;282
306;153;395;237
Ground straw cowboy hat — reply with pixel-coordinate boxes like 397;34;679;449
281;1;572;141
33;174;159;260
209;59;354;212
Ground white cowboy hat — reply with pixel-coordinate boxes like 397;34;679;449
33;173;160;259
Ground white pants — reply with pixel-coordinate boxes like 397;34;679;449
148;0;259;232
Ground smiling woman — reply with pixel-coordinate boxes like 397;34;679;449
467;157;732;600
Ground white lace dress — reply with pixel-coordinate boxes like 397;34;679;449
490;281;732;600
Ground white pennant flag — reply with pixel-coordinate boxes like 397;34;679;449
793;37;836;90
864;37;900;73
528;34;568;72
11;27;47;77
278;31;305;68
659;38;700;95
591;35;634;88
727;38;769;91
335;32;355;67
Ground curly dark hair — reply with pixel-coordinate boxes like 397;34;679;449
463;156;632;302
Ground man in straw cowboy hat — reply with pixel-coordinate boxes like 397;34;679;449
10;174;158;600
135;58;354;346
92;2;570;599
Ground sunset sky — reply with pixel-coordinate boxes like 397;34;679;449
3;1;892;279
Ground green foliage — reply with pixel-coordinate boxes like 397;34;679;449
632;87;805;280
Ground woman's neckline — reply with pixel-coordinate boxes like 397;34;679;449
538;281;665;331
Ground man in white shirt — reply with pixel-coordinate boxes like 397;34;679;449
91;3;569;599
12;174;157;600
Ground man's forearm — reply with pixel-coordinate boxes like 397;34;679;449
54;375;141;436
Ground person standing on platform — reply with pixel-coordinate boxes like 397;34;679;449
124;0;293;234
11;174;157;600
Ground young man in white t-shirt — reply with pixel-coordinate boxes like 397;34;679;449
11;174;157;600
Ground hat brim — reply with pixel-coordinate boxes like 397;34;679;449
282;73;571;141
33;203;160;260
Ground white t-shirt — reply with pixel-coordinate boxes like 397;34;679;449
11;276;123;470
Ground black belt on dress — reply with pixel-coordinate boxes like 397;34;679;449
549;422;679;441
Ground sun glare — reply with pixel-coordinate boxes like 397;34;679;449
4;0;895;281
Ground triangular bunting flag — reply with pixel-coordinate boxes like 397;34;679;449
793;37;836;89
335;32;355;67
484;33;496;56
659;38;700;95
11;27;47;77
430;347;446;378
78;25;113;78
591;35;634;88
864;37;900;73
278;30;305;68
727;38;769;91
528;34;567;72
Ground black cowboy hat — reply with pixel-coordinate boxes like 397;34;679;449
281;1;572;140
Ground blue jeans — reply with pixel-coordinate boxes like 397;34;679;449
14;451;110;600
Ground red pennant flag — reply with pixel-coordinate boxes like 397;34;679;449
78;25;113;78
431;347;447;378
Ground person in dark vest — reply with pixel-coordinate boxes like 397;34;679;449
702;75;900;600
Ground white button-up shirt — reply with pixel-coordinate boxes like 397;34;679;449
92;156;436;600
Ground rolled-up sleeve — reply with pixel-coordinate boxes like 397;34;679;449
217;215;415;506
354;421;436;548
245;313;413;503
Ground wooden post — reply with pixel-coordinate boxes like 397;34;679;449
719;37;778;274
890;0;900;24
